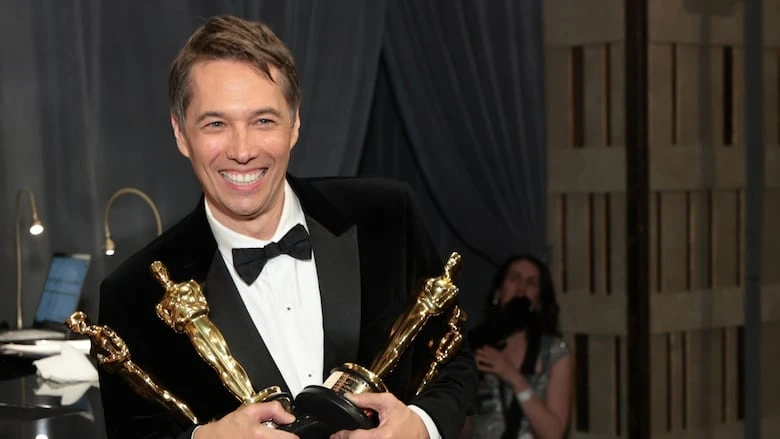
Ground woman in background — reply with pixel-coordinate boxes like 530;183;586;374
462;254;572;439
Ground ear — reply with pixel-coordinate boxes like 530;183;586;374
171;113;191;158
289;110;301;150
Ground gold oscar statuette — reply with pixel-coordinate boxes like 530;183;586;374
65;311;199;425
150;260;290;409
414;305;468;395
294;251;463;434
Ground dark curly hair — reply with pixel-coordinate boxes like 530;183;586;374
483;253;561;336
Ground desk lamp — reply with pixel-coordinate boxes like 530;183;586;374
103;187;162;256
15;187;45;329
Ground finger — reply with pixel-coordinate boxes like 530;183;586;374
243;400;296;425
332;429;373;439
329;430;352;439
345;392;395;412
475;349;497;359
475;354;494;365
477;363;493;372
478;346;499;355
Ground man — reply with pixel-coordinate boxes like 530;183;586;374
97;14;476;439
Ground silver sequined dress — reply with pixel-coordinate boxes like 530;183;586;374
471;335;569;439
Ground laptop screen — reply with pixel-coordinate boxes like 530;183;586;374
33;253;91;325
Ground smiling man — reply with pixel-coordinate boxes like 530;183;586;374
97;15;476;439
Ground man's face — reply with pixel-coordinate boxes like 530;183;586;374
171;59;300;238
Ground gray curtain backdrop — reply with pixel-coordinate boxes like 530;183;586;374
0;0;544;330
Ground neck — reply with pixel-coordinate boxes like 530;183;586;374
206;193;286;241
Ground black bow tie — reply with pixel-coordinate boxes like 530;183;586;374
232;223;312;285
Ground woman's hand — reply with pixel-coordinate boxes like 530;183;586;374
474;346;529;391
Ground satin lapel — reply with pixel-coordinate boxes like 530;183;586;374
307;216;362;379
204;252;290;395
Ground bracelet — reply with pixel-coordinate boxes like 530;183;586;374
516;388;534;403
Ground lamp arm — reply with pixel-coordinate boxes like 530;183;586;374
104;188;163;241
15;188;39;329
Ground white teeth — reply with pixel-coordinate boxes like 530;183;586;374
221;170;265;185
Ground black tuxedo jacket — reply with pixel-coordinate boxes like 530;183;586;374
97;176;477;439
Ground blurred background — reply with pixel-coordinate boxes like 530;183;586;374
0;0;777;437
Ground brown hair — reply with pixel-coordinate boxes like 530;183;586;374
168;15;301;123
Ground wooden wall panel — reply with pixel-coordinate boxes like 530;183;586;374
712;190;740;424
650;194;660;293
659;192;688;293
543;1;779;438
689;191;712;293
723;327;739;422
764;49;779;146
651;285;780;332
544;0;624;47
686;328;723;429
609;193;626;295
564;194;591;294
731;48;745;145
649;146;780;190
647;0;780;47
649;44;674;147
546;48;571;149
592;195;608;294
619;336;628;435
676;45;703;146
762;322;780;416
550;146;780;193
650;335;668;431
548;148;625;193
668;332;685;430
648;0;743;45
609;43;625;146
588;335;617;434
588;193;618;434
549;193;565;292
584;46;608;147
763;189;780;283
712;191;739;288
685;190;720;429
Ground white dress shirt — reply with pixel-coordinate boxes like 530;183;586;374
205;182;323;396
202;180;441;439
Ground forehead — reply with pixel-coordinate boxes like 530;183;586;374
186;59;288;112
507;259;539;277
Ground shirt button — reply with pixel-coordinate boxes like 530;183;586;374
286;306;291;311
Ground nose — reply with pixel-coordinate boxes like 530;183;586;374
226;127;256;164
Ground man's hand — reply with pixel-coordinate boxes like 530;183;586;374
329;392;429;439
194;400;298;439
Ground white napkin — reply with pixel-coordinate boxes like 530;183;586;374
33;342;98;383
1;339;91;357
35;380;95;406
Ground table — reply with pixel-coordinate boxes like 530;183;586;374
0;354;106;439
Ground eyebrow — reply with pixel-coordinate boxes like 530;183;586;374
194;107;284;124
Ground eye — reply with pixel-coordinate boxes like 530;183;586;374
208;121;224;128
255;118;275;126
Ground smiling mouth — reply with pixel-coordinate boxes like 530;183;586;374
220;169;266;186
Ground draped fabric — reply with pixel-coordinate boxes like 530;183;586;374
360;0;547;314
374;0;547;263
0;0;544;329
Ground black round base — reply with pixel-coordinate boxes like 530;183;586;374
278;414;331;439
294;385;377;435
